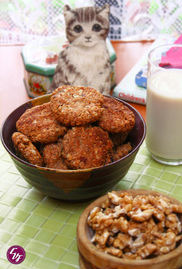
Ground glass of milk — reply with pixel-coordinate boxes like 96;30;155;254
146;44;182;165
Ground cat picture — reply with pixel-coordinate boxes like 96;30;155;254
49;4;111;95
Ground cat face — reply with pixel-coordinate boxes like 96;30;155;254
63;4;110;47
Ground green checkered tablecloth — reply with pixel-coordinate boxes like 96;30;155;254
0;140;182;268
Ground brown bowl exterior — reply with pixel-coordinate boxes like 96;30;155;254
77;189;182;269
1;95;146;202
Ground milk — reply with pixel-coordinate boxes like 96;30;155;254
146;70;182;160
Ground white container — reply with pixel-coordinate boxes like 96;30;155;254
146;44;182;165
21;36;116;98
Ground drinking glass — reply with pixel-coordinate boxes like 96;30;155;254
146;44;182;165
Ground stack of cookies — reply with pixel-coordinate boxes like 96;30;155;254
12;85;135;170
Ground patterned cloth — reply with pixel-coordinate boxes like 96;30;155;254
0;0;182;44
95;0;182;41
0;0;93;45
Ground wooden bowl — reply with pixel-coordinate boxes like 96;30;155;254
1;95;145;202
77;189;182;269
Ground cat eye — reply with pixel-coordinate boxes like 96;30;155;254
74;25;83;33
92;24;102;32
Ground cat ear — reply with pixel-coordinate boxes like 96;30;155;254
63;5;73;22
64;5;71;12
103;4;110;13
97;4;110;18
97;4;110;20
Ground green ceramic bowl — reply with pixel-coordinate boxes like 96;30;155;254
1;95;146;202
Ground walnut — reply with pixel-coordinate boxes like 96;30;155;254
170;204;182;213
108;191;124;205
92;229;110;248
101;198;112;209
123;252;141;260
87;206;100;225
153;208;166;223
137;243;157;259
157;221;165;233
91;212;113;230
149;196;172;214
103;246;123;258
113;233;132;250
128;227;141;237
133;195;150;206
166;213;182;234
105;205;127;218
131;233;147;253
154;232;176;255
128;208;154;222
175;234;182;243
109;216;128;234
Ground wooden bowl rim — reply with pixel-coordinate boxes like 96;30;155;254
77;189;182;266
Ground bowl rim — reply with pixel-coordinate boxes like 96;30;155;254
0;95;146;173
77;189;182;266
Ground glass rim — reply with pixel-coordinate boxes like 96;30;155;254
148;43;182;70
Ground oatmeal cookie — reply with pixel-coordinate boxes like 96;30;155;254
16;102;68;144
12;132;43;166
62;126;113;169
43;139;68;170
50;85;104;126
98;96;135;134
112;142;132;162
109;132;129;147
